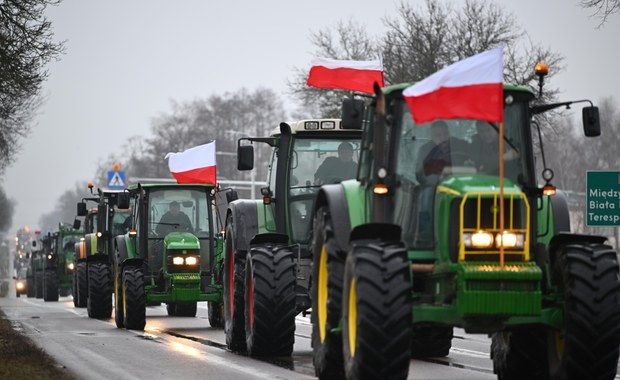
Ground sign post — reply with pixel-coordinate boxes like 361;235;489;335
107;163;126;190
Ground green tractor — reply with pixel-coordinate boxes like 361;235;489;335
73;207;96;308
310;80;620;379
27;230;46;299
114;183;225;330
224;118;362;355
75;189;132;318
40;224;82;302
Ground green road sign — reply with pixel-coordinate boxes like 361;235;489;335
586;171;620;226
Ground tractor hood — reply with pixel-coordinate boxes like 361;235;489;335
438;175;522;196
164;232;200;250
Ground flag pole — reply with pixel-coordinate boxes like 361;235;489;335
499;122;505;268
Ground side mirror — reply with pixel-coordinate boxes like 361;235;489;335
226;190;238;203
342;97;364;130
583;106;601;137
32;241;37;248
117;192;130;209
77;202;87;216
238;145;254;171
73;218;81;230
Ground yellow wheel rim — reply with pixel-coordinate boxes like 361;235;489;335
348;278;357;357
318;245;328;343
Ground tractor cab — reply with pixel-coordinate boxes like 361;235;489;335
122;184;215;290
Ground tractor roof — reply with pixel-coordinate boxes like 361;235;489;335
127;183;215;191
270;118;362;136
382;83;535;97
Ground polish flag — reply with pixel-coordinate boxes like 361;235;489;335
306;57;384;94
403;46;504;124
165;142;217;185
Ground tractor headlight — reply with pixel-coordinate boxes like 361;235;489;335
463;231;494;249
47;254;53;260
67;262;74;271
172;256;184;265
185;256;198;266
16;282;24;290
495;232;524;249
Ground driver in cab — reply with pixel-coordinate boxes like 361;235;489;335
314;141;357;185
156;201;192;236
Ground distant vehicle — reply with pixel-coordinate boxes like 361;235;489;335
14;268;27;297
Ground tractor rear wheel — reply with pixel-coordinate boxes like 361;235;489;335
43;269;59;302
411;324;453;358
176;302;197;317
208;302;224;328
244;244;296;356
75;261;88;307
311;206;345;379
122;266;146;330
27;277;34;298
491;326;547;380
547;243;620;380
72;268;78;306
87;262;113;319
35;271;43;299
223;217;247;352
342;240;412;380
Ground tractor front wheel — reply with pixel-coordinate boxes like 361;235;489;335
547;243;620;380
166;302;177;316
43;269;59;302
113;264;124;328
87;262;113;319
122;266;146;330
491;326;547;380
75;261;88;308
311;206;345;379
27;277;34;298
342;240;412;380
244;244;296;357
411;324;453;358
35;271;43;299
176;302;197;317
208;302;224;328
223;217;247;352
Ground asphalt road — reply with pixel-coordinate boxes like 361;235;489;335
2;282;619;380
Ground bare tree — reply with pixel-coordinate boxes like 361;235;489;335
38;182;85;232
288;18;380;118
289;0;565;117
0;184;15;233
581;0;620;24
0;0;64;171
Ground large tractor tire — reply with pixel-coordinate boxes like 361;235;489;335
223;217;247;352
244;244;296;357
491;326;548;380
27;277;35;298
166;302;177;316
35;271;43;299
342;240;412;380
43;269;59;302
410;324;453;358
547;243;620;380
176;302;197;317
72;267;78;306
75;261;88;308
122;266;146;330
208;302;224;328
311;206;346;379
114;264;124;328
87;262;113;319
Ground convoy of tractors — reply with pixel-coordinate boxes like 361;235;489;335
3;63;620;380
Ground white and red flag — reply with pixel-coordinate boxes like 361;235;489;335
306;57;384;94
403;45;504;124
165;141;217;185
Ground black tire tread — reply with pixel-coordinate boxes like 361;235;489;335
87;262;113;319
123;267;146;330
43;269;59;302
224;218;247;352
76;262;88;308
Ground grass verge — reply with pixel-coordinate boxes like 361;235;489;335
0;308;77;379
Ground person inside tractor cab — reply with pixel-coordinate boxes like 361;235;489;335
155;201;193;236
416;120;469;184
314;141;358;185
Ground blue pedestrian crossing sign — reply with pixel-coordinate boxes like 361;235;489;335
107;171;126;189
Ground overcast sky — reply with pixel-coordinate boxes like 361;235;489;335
3;0;619;234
